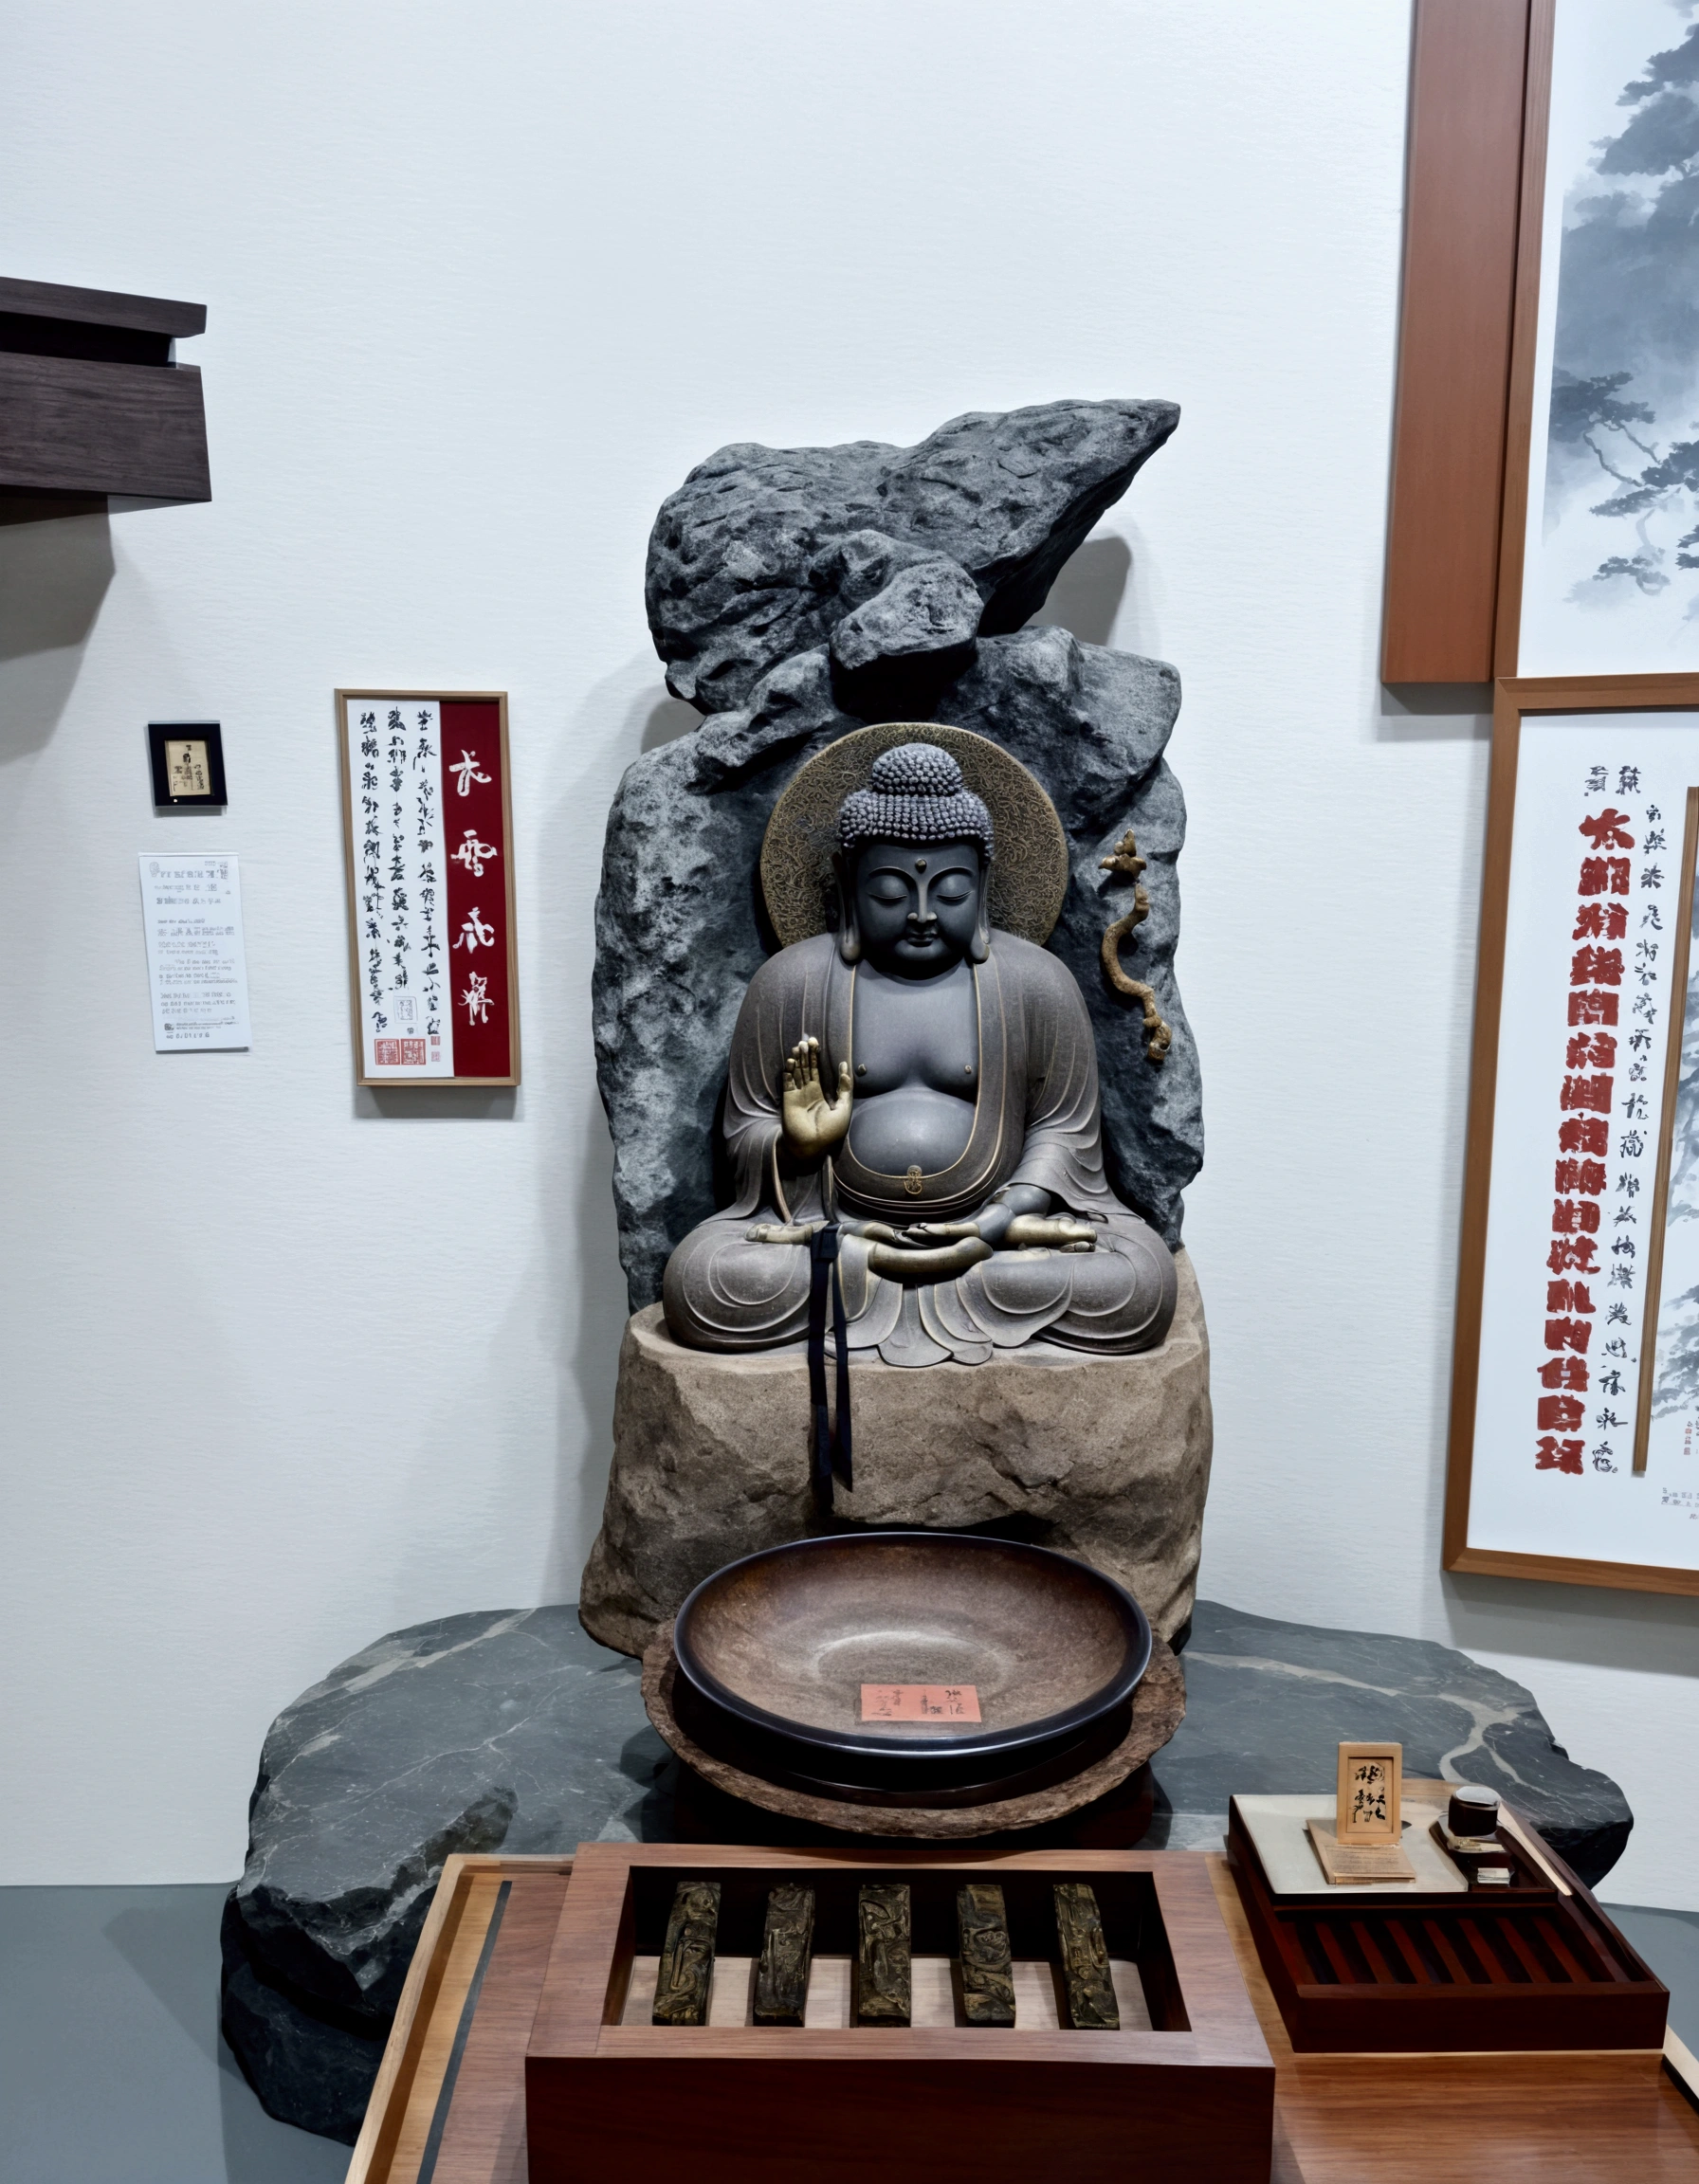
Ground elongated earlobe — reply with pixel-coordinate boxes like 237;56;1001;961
831;850;862;964
969;868;991;964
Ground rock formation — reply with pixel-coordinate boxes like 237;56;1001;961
596;399;1203;1310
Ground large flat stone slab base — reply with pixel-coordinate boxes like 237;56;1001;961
221;1597;1634;2140
580;1247;1213;1656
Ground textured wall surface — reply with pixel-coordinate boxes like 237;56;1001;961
2;0;1696;1907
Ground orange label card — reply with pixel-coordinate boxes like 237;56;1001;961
860;1684;981;1722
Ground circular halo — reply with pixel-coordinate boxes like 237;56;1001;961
760;721;1069;947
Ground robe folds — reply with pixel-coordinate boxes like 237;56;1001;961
662;930;1178;1367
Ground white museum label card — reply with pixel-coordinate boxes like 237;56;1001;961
1471;717;1699;1569
138;853;252;1052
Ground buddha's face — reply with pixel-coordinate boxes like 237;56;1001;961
852;838;984;978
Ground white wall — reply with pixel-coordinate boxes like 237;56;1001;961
3;0;1694;1903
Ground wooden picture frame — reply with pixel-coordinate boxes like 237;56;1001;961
1447;674;1699;1594
337;689;520;1088
1381;0;1532;683
147;719;226;808
1385;1;1699;682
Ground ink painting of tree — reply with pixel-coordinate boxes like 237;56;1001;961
1521;4;1699;673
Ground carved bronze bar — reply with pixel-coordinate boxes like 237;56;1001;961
854;1883;911;2026
753;1883;815;2027
652;1880;721;2026
1053;1882;1119;2029
957;1883;1016;2027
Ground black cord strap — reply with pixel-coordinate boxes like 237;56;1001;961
807;1223;854;1513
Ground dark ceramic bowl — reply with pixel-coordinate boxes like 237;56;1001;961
671;1533;1151;1797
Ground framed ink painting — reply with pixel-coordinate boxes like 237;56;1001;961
1448;675;1699;1594
1382;0;1699;681
1501;0;1699;677
337;689;520;1087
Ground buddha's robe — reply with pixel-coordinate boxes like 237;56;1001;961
662;931;1177;1367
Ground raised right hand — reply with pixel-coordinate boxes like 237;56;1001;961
780;1035;852;1159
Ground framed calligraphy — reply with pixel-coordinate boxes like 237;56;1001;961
148;719;227;808
335;689;520;1087
1447;675;1699;1594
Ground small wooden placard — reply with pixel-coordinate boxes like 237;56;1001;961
1306;1820;1416;1886
1335;1741;1402;1843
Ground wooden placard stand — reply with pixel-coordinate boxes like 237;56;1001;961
1306;1741;1415;1884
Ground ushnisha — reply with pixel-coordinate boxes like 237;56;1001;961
662;743;1177;1368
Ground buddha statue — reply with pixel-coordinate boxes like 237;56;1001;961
661;741;1178;1369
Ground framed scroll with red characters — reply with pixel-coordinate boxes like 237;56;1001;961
1446;674;1699;1595
337;689;520;1087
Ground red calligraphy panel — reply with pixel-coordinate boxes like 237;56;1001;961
440;701;512;1080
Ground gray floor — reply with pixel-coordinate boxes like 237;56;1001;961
1610;1901;1699;2053
1;1885;347;2184
2;1882;1695;2181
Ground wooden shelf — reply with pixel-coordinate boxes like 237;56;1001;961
0;275;210;519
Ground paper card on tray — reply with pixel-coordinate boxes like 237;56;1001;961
860;1684;981;1722
1306;1818;1416;1884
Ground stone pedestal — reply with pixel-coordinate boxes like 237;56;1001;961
579;1248;1212;1657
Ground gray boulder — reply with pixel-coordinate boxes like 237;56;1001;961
218;1608;670;2138
218;1912;387;2145
594;628;1200;1311
647;399;1178;710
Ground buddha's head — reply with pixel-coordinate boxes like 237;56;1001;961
833;743;994;977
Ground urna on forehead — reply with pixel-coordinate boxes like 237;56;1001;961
837;742;996;863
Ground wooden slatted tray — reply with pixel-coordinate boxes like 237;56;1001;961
1227;1792;1668;2053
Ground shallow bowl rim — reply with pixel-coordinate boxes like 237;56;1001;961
671;1531;1152;1765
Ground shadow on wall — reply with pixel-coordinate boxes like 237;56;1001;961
642;695;700;750
1443;1568;1699;1681
542;663;702;1603
1379;682;1494;742
354;1084;519;1120
0;510;115;760
565;1102;629;1572
1028;533;1131;647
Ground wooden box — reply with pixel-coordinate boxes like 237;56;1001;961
524;1844;1274;2184
1227;1797;1668;2054
0;275;210;519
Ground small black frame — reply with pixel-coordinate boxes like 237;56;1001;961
148;720;226;808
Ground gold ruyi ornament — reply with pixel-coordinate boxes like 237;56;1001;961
1099;829;1172;1065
